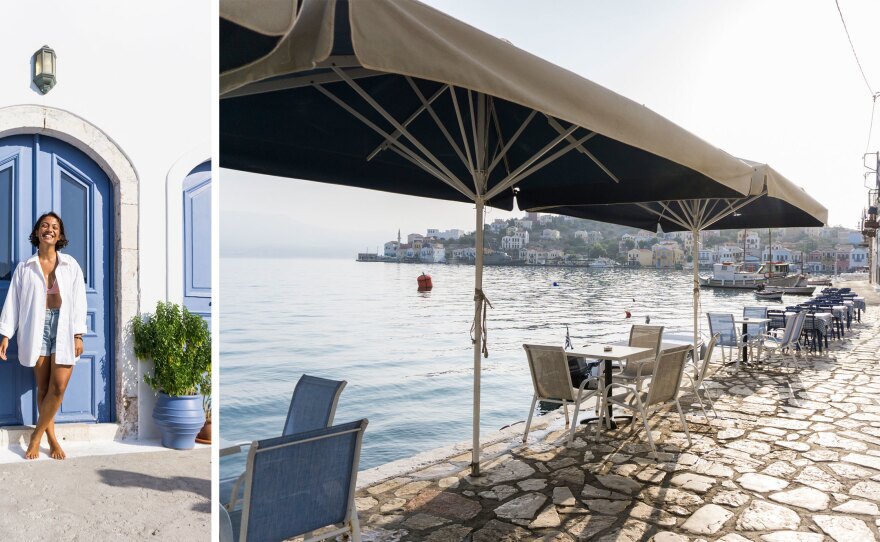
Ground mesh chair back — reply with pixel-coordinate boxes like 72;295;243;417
707;313;737;347
645;345;691;407
283;375;347;436
787;311;808;347
743;306;768;337
775;311;805;348
628;325;664;363
240;419;368;542
523;344;575;401
696;334;719;386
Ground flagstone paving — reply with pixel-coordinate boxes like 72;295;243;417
354;291;879;541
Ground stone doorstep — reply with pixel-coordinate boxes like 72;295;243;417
0;423;121;446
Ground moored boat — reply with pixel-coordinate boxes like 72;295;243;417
755;289;784;300
699;261;803;289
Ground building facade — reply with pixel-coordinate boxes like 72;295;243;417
0;1;210;439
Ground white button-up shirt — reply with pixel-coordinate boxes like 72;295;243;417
0;253;88;367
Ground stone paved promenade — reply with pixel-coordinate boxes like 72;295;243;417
355;284;880;541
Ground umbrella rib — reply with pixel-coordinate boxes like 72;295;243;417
449;88;476;175
313;82;473;198
500;132;597;193
402;78;471;171
546;117;619;183
486;110;536;177
701;193;765;230
468;91;484;178
331;66;476;200
366;81;451;162
655;201;693;230
488;101;513;178
484;123;580;201
634;201;691;231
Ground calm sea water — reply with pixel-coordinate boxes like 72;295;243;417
219;257;781;477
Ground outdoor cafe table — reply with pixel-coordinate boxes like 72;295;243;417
568;344;651;430
733;317;771;363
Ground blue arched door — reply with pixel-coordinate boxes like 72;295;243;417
0;134;113;425
183;161;211;324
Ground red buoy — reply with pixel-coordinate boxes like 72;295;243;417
417;273;433;291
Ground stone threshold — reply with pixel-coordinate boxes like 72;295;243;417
0;423;120;447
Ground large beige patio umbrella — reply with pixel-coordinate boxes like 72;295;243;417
220;0;762;474
531;161;828;365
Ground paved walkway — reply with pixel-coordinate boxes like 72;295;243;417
0;448;210;541
356;282;880;541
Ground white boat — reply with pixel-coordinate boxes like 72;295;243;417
683;262;694;270
588;257;615;268
699;262;803;290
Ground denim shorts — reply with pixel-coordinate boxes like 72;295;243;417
39;309;60;357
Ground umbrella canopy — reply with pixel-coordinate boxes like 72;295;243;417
221;0;773;473
529;161;828;362
533;162;827;232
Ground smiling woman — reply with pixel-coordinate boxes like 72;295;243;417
0;212;88;460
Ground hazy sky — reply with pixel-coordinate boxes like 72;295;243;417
221;0;880;257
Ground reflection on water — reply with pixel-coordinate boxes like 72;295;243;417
220;257;782;475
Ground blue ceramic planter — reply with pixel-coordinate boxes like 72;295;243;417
153;393;205;450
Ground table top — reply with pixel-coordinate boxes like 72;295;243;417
569;344;652;360
734;317;771;324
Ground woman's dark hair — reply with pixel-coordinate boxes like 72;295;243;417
29;212;69;250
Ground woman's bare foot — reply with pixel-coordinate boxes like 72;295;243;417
25;434;42;460
48;442;66;460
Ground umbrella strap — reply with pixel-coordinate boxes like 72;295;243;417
471;289;494;358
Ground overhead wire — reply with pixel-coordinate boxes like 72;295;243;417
833;0;879;154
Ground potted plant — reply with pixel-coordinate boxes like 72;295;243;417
131;302;211;450
195;369;212;444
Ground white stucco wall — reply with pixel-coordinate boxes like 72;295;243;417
0;1;211;438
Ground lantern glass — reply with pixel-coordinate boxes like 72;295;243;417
42;50;53;74
34;53;43;76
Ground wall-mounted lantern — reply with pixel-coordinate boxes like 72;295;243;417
32;45;56;94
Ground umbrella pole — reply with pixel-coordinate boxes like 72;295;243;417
471;199;485;476
693;225;700;364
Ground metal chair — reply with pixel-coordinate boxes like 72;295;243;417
221;375;347;508
601;344;693;460
611;325;664;392
682;333;720;419
758;311;807;371
706;312;747;370
743;306;768;360
523;344;600;445
227;419;368;542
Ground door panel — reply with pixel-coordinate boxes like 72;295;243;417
183;161;211;324
0;135;112;425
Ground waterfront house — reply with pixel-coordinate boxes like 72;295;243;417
627;248;653;267
736;230;761;252
762;244;792;262
652;242;684;268
384;241;400;258
407;233;424;245
426;228;463;241
714;245;744;262
698;248;714;267
836;245;853;272
501;235;525;251
419;244;446;263
850;246;868;271
0;3;210;440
